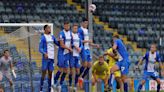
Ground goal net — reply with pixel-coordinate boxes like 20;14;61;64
0;23;55;92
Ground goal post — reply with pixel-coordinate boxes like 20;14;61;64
0;23;54;92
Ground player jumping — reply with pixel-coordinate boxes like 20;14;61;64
137;44;162;92
53;21;73;91
108;34;130;92
0;50;15;92
69;24;83;92
104;40;123;92
78;18;99;88
39;25;59;92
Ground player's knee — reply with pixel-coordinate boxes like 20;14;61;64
75;69;80;74
41;70;46;78
9;80;13;86
110;68;114;74
156;79;161;84
70;70;74;75
87;62;92;68
141;80;146;85
82;62;87;67
63;68;68;73
92;80;96;86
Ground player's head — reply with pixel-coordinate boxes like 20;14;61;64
64;21;70;31
98;55;104;65
113;34;119;41
81;18;88;28
72;23;78;33
3;50;10;57
44;25;51;34
150;44;157;53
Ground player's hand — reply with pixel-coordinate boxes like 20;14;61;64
44;53;48;59
88;40;93;43
76;47;81;53
77;48;81;53
136;65;140;70
95;44;100;48
68;48;73;52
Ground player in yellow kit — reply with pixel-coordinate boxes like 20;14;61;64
92;55;109;92
104;47;123;92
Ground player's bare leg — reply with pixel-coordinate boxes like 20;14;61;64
79;62;92;88
60;68;68;85
121;75;129;92
69;68;74;91
74;68;80;91
91;75;97;92
40;70;46;91
108;65;119;91
115;77;123;92
138;80;145;92
48;70;53;92
53;67;63;85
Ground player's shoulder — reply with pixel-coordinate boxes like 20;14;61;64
40;34;45;39
104;61;109;66
116;39;122;42
78;27;83;32
108;48;113;52
59;31;65;36
93;61;99;66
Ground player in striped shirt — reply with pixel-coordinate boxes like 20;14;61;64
39;25;59;92
69;24;83;91
137;44;162;92
78;18;100;88
53;21;73;91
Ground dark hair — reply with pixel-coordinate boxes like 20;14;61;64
3;49;9;54
44;25;48;30
73;23;79;27
64;21;69;25
82;17;88;22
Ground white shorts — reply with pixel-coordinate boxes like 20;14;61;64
0;70;12;82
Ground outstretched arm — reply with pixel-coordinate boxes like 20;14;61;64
138;53;146;65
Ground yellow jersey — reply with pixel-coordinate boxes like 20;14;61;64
92;61;109;77
106;48;118;66
106;48;121;77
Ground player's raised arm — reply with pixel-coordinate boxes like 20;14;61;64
89;41;100;48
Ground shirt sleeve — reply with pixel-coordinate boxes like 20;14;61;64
78;28;84;41
156;52;161;62
142;52;147;61
39;36;46;54
79;39;83;49
59;32;64;41
114;40;119;47
52;35;59;46
92;62;96;73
